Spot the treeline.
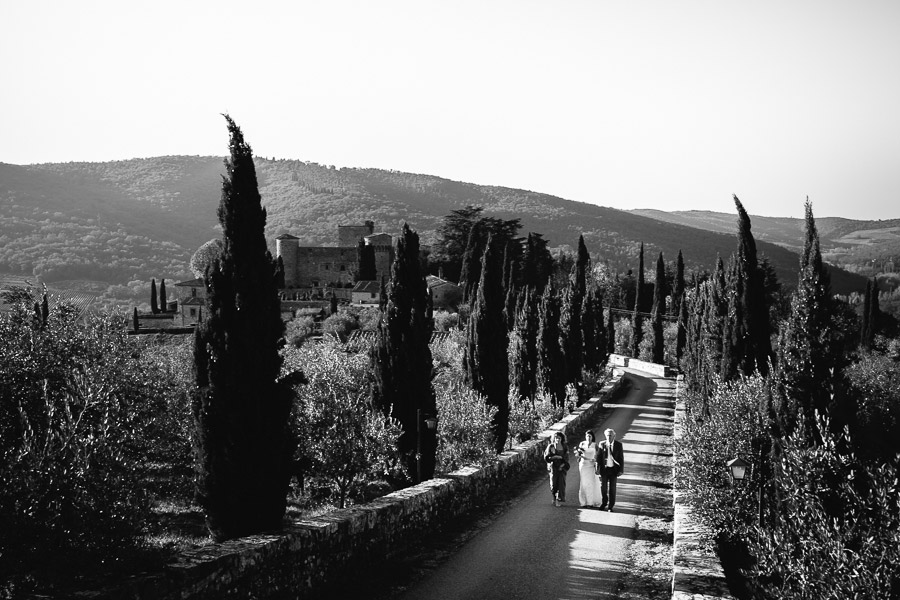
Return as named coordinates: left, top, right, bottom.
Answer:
left=674, top=197, right=900, bottom=598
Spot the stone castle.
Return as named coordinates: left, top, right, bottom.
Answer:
left=275, top=221, right=394, bottom=289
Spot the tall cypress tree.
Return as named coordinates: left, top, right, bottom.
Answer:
left=776, top=199, right=842, bottom=440
left=732, top=195, right=772, bottom=376
left=193, top=115, right=293, bottom=541
left=371, top=223, right=436, bottom=481
left=860, top=278, right=872, bottom=349
left=510, top=288, right=538, bottom=403
left=606, top=306, right=615, bottom=355
left=701, top=257, right=727, bottom=399
left=562, top=235, right=590, bottom=383
left=150, top=278, right=158, bottom=314
left=536, top=283, right=567, bottom=407
left=159, top=278, right=168, bottom=312
left=464, top=234, right=509, bottom=453
left=631, top=243, right=645, bottom=358
left=459, top=221, right=486, bottom=304
left=651, top=252, right=665, bottom=364
left=672, top=250, right=685, bottom=317
left=675, top=293, right=688, bottom=366
left=581, top=286, right=599, bottom=373
left=522, top=232, right=553, bottom=293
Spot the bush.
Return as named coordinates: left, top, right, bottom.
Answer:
left=507, top=389, right=565, bottom=447
left=286, top=316, right=316, bottom=346
left=433, top=310, right=459, bottom=332
left=749, top=419, right=900, bottom=599
left=321, top=311, right=359, bottom=341
left=430, top=330, right=496, bottom=471
left=674, top=374, right=768, bottom=535
left=284, top=340, right=401, bottom=508
left=0, top=303, right=170, bottom=574
left=613, top=316, right=632, bottom=356
left=845, top=349, right=900, bottom=460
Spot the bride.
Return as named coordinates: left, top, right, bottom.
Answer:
left=576, top=430, right=602, bottom=507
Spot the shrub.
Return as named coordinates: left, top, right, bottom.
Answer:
left=284, top=340, right=401, bottom=508
left=0, top=304, right=167, bottom=574
left=430, top=330, right=496, bottom=471
left=507, top=389, right=565, bottom=447
left=321, top=311, right=359, bottom=341
left=286, top=316, right=316, bottom=346
left=674, top=374, right=768, bottom=535
left=749, top=419, right=900, bottom=599
left=613, top=316, right=632, bottom=356
left=433, top=309, right=459, bottom=332
left=845, top=349, right=900, bottom=459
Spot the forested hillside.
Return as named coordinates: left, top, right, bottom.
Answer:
left=632, top=209, right=900, bottom=278
left=1, top=157, right=873, bottom=306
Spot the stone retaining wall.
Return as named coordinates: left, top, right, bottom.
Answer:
left=99, top=376, right=626, bottom=599
left=671, top=374, right=734, bottom=599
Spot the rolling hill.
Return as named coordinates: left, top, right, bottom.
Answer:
left=0, top=157, right=878, bottom=310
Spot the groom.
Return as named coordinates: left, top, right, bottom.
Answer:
left=595, top=428, right=624, bottom=512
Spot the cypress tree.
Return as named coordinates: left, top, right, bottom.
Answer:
left=150, top=278, right=158, bottom=314
left=860, top=279, right=872, bottom=349
left=510, top=288, right=538, bottom=403
left=651, top=252, right=665, bottom=364
left=732, top=195, right=772, bottom=376
left=159, top=278, right=168, bottom=312
left=721, top=256, right=741, bottom=381
left=133, top=307, right=139, bottom=333
left=672, top=250, right=685, bottom=317
left=631, top=243, right=645, bottom=358
left=536, top=284, right=567, bottom=407
left=594, top=290, right=608, bottom=367
left=192, top=115, right=293, bottom=541
left=606, top=306, right=615, bottom=355
left=581, top=286, right=598, bottom=373
left=503, top=241, right=518, bottom=331
left=371, top=223, right=437, bottom=481
left=675, top=293, right=688, bottom=365
left=868, top=278, right=881, bottom=344
left=459, top=221, right=486, bottom=304
left=463, top=234, right=509, bottom=453
left=522, top=232, right=552, bottom=293
left=776, top=199, right=842, bottom=441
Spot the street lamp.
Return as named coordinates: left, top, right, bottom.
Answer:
left=417, top=410, right=438, bottom=483
left=726, top=456, right=751, bottom=484
left=727, top=451, right=764, bottom=527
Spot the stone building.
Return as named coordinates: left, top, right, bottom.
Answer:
left=276, top=221, right=395, bottom=289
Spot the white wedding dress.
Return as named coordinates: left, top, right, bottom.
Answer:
left=577, top=442, right=603, bottom=506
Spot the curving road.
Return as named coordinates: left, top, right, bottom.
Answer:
left=392, top=369, right=676, bottom=600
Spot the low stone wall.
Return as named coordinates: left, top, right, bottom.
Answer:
left=608, top=353, right=677, bottom=378
left=671, top=374, right=734, bottom=599
left=101, top=376, right=626, bottom=599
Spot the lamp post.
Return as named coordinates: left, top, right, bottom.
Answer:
left=727, top=448, right=765, bottom=528
left=417, top=409, right=438, bottom=483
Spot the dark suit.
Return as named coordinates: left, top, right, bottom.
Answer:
left=595, top=439, right=624, bottom=509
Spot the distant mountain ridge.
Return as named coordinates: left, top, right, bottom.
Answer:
left=0, top=157, right=879, bottom=302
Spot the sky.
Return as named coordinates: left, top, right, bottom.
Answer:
left=2, top=0, right=899, bottom=220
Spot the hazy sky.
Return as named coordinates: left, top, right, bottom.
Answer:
left=2, top=1, right=899, bottom=220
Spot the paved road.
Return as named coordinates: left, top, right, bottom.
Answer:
left=394, top=369, right=676, bottom=600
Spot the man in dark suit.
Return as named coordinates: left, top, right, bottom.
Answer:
left=595, top=428, right=624, bottom=511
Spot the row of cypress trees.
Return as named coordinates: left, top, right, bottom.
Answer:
left=149, top=277, right=168, bottom=313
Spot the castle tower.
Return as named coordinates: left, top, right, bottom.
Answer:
left=337, top=220, right=375, bottom=247
left=275, top=233, right=300, bottom=288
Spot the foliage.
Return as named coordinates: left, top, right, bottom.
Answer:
left=507, top=389, right=566, bottom=447
left=285, top=341, right=401, bottom=508
left=430, top=331, right=497, bottom=472
left=321, top=311, right=358, bottom=341
left=844, top=350, right=900, bottom=460
left=509, top=288, right=538, bottom=402
left=189, top=239, right=223, bottom=279
left=613, top=315, right=633, bottom=356
left=286, top=316, right=317, bottom=346
left=192, top=116, right=294, bottom=541
left=674, top=375, right=768, bottom=535
left=749, top=420, right=900, bottom=599
left=0, top=304, right=175, bottom=575
left=432, top=309, right=459, bottom=332
left=631, top=243, right=644, bottom=357
left=370, top=223, right=437, bottom=481
left=536, top=284, right=566, bottom=407
left=650, top=252, right=665, bottom=364
left=464, top=234, right=510, bottom=452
